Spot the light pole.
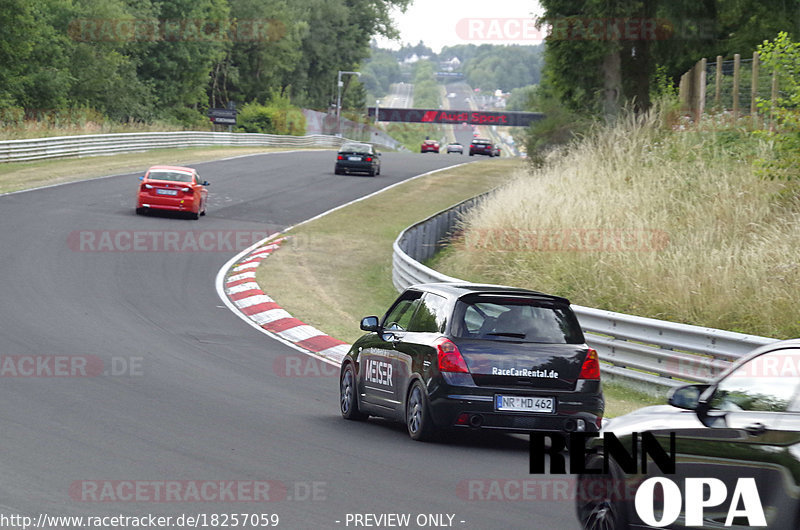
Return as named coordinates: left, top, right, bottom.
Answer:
left=336, top=70, right=360, bottom=136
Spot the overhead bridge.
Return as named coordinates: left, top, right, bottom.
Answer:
left=368, top=107, right=544, bottom=127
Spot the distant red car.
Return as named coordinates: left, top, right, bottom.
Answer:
left=421, top=140, right=440, bottom=153
left=136, top=165, right=209, bottom=219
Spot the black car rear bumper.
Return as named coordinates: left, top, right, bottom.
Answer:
left=335, top=161, right=377, bottom=174
left=427, top=383, right=604, bottom=433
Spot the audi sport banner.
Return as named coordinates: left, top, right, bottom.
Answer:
left=368, top=108, right=544, bottom=127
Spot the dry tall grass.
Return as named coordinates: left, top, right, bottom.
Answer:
left=436, top=108, right=800, bottom=338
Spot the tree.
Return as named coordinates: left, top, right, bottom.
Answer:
left=538, top=0, right=799, bottom=117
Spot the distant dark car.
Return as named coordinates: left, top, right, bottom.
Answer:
left=446, top=143, right=463, bottom=154
left=339, top=283, right=604, bottom=441
left=469, top=138, right=496, bottom=157
left=335, top=142, right=381, bottom=176
left=575, top=339, right=800, bottom=529
left=421, top=140, right=440, bottom=153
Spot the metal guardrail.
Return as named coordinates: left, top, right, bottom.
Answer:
left=392, top=195, right=779, bottom=396
left=0, top=131, right=396, bottom=163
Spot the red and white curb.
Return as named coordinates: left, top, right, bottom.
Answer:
left=220, top=235, right=350, bottom=365
left=214, top=163, right=471, bottom=365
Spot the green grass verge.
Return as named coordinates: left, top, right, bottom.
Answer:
left=255, top=158, right=662, bottom=417
left=0, top=146, right=317, bottom=195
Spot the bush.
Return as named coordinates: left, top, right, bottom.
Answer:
left=236, top=96, right=306, bottom=135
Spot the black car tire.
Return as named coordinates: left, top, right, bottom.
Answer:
left=190, top=211, right=200, bottom=220
left=340, top=364, right=367, bottom=421
left=368, top=168, right=376, bottom=177
left=406, top=381, right=436, bottom=441
left=575, top=456, right=630, bottom=530
left=135, top=207, right=145, bottom=215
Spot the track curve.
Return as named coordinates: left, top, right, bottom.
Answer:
left=0, top=150, right=575, bottom=528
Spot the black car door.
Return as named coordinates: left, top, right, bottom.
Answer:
left=644, top=348, right=800, bottom=528
left=359, top=290, right=423, bottom=412
left=392, top=292, right=450, bottom=401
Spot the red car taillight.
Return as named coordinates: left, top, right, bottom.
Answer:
left=578, top=349, right=600, bottom=380
left=436, top=338, right=469, bottom=373
left=337, top=155, right=344, bottom=160
left=365, top=157, right=373, bottom=162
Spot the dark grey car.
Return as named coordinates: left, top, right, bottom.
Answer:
left=334, top=142, right=381, bottom=176
left=576, top=338, right=800, bottom=529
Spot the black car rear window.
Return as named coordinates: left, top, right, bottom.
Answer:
left=452, top=295, right=584, bottom=344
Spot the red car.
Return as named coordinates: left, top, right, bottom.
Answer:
left=421, top=139, right=439, bottom=153
left=136, top=165, right=209, bottom=219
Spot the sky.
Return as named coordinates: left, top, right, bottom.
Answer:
left=376, top=0, right=545, bottom=53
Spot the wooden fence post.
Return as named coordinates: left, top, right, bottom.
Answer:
left=770, top=69, right=779, bottom=132
left=715, top=55, right=722, bottom=108
left=751, top=51, right=759, bottom=127
left=732, top=54, right=741, bottom=120
left=696, top=58, right=707, bottom=122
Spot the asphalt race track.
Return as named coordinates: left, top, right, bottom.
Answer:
left=0, top=149, right=573, bottom=528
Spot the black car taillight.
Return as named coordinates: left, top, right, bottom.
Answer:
left=436, top=338, right=469, bottom=373
left=578, top=349, right=600, bottom=380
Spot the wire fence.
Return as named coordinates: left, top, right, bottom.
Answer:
left=680, top=52, right=784, bottom=120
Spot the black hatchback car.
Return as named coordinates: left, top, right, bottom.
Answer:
left=339, top=283, right=604, bottom=441
left=334, top=142, right=381, bottom=176
left=575, top=339, right=800, bottom=529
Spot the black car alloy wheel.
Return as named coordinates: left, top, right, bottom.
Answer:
left=340, top=364, right=366, bottom=420
left=406, top=381, right=435, bottom=441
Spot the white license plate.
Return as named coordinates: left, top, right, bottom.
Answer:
left=495, top=395, right=554, bottom=413
left=347, top=156, right=361, bottom=161
left=156, top=189, right=178, bottom=196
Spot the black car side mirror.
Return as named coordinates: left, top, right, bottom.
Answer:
left=360, top=316, right=380, bottom=332
left=667, top=384, right=709, bottom=410
left=202, top=181, right=210, bottom=186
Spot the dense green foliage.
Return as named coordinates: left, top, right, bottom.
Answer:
left=0, top=0, right=410, bottom=126
left=754, top=32, right=800, bottom=180
left=460, top=45, right=543, bottom=92
left=235, top=94, right=306, bottom=135
left=410, top=61, right=440, bottom=108
left=360, top=47, right=402, bottom=98
left=538, top=0, right=799, bottom=116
